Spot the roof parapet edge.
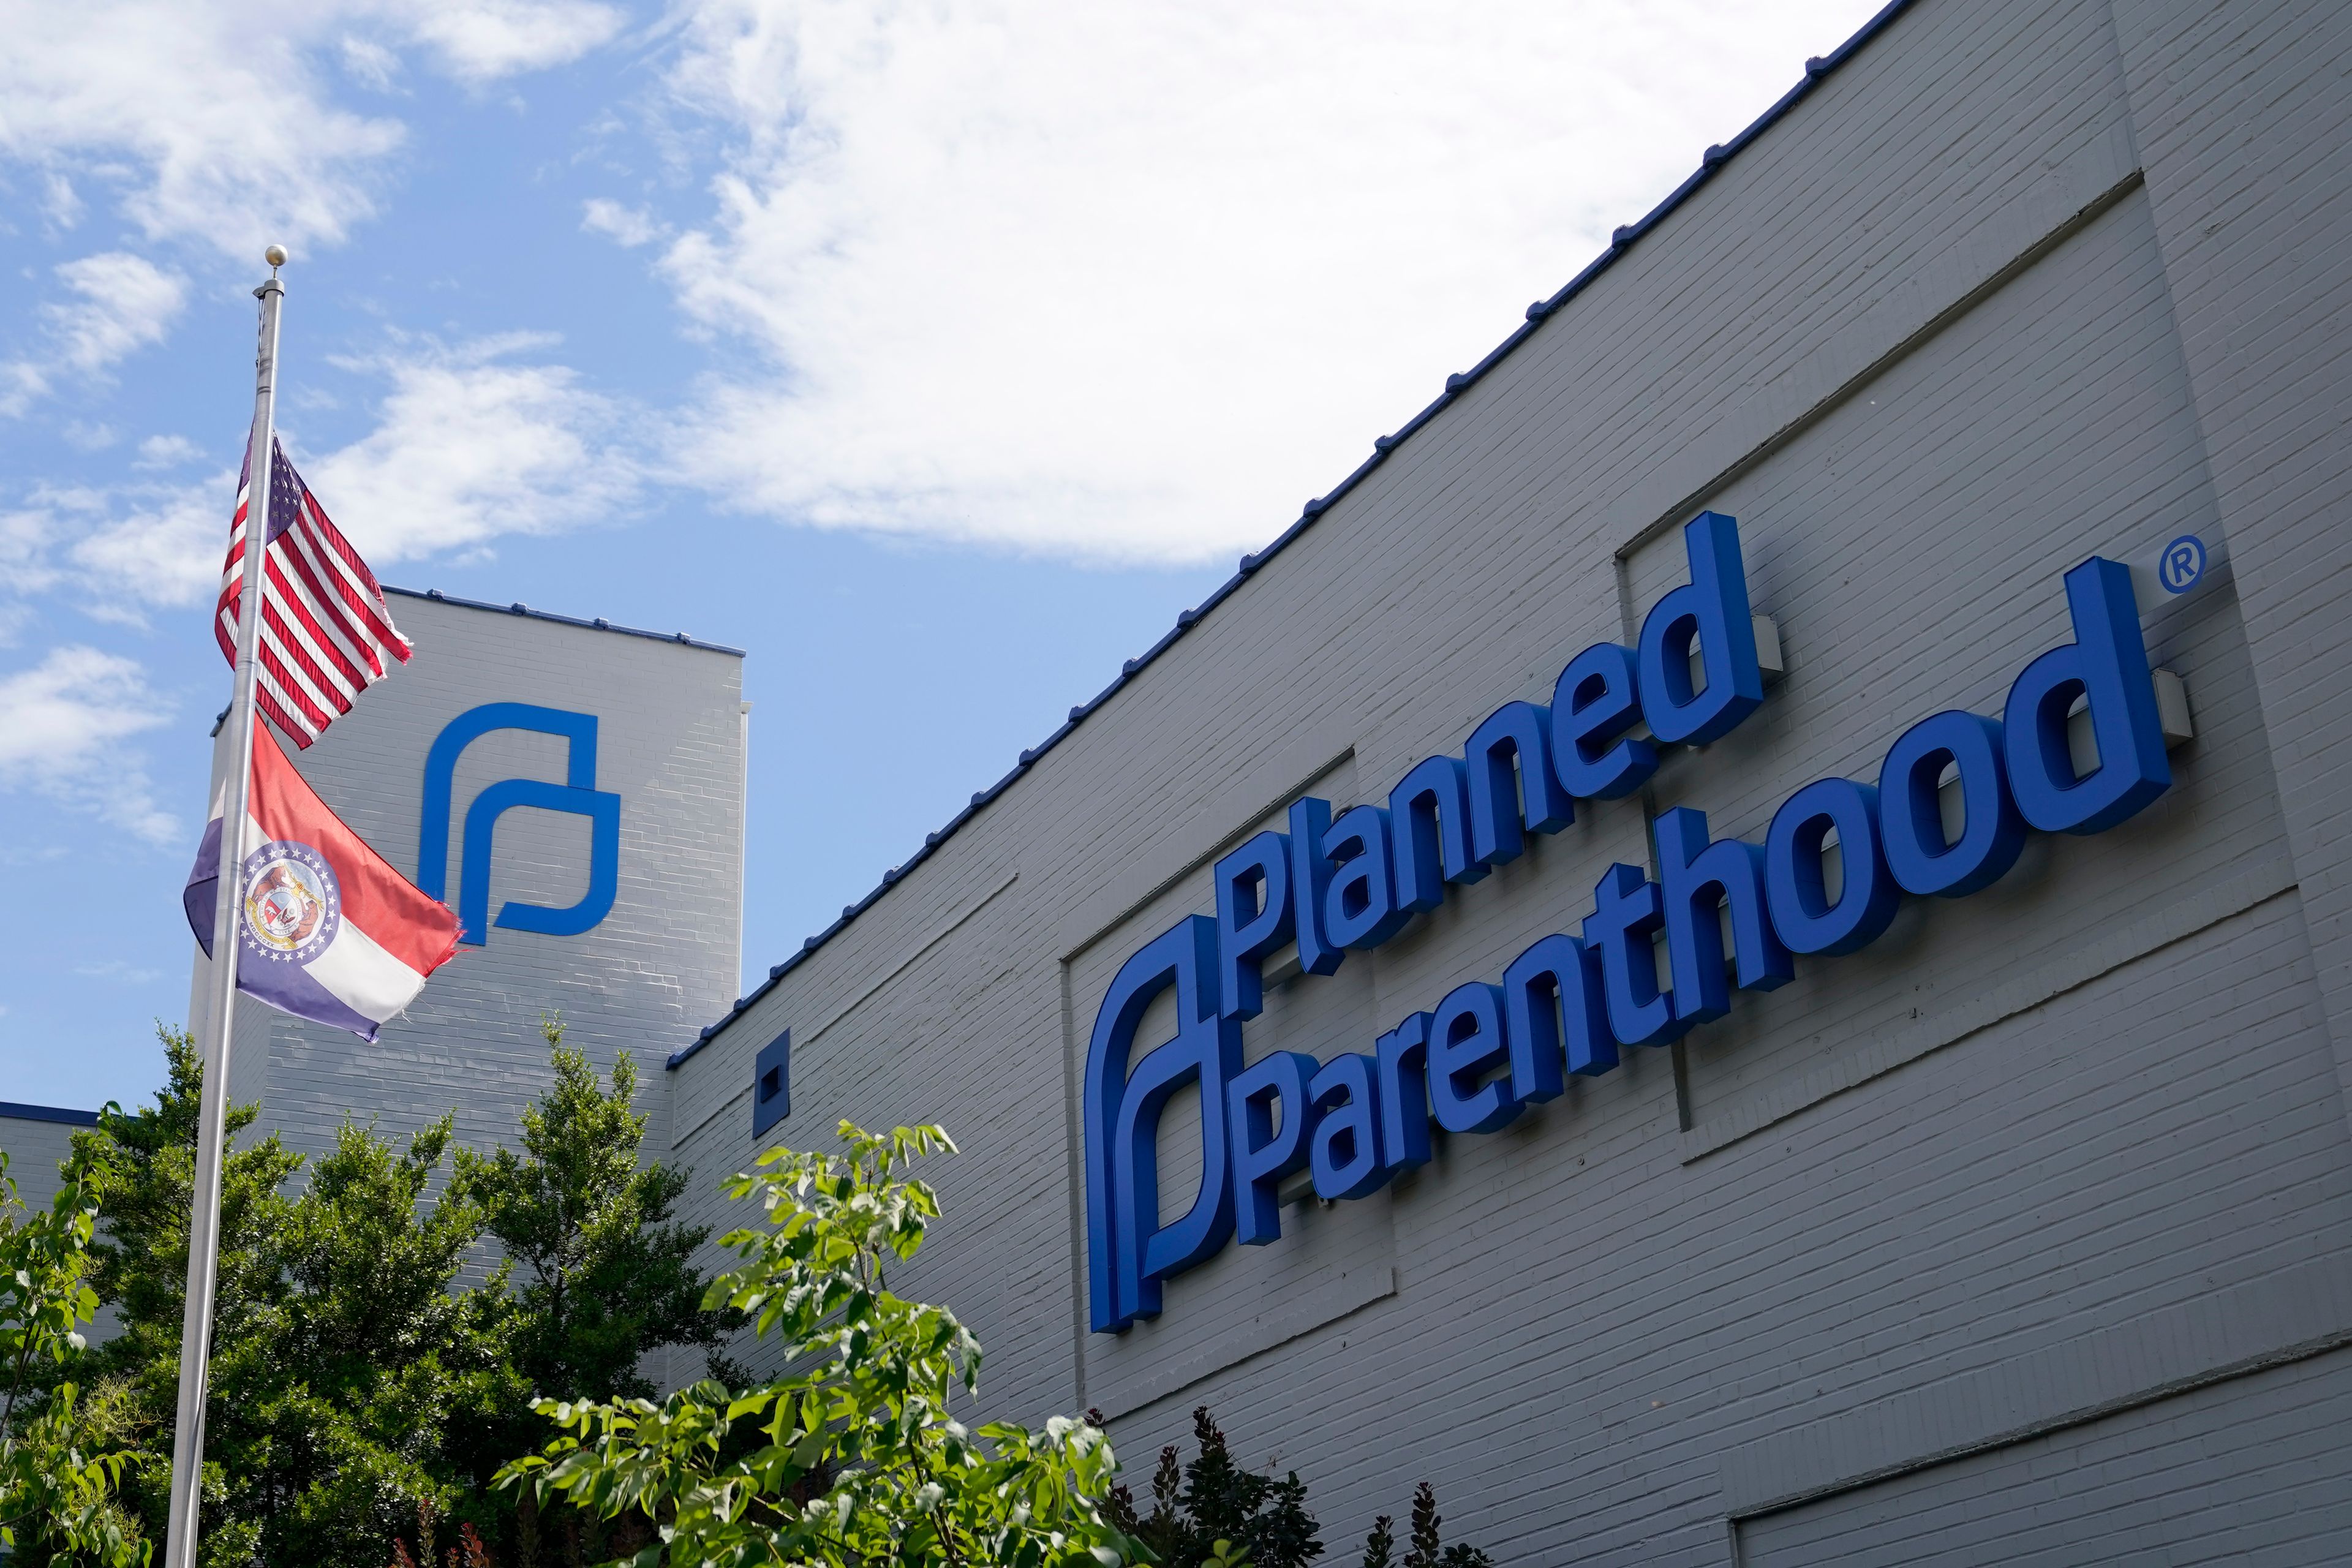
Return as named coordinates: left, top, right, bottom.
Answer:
left=383, top=585, right=746, bottom=657
left=0, top=1101, right=102, bottom=1126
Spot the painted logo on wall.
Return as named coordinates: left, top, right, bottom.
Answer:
left=417, top=703, right=620, bottom=946
left=1084, top=514, right=2187, bottom=1333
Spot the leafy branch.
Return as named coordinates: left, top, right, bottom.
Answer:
left=0, top=1143, right=149, bottom=1566
left=497, top=1121, right=1147, bottom=1568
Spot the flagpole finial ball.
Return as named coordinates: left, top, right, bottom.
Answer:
left=265, top=244, right=288, bottom=268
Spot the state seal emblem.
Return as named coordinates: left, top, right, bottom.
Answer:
left=238, top=840, right=342, bottom=965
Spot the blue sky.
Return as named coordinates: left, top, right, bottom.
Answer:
left=0, top=0, right=1881, bottom=1111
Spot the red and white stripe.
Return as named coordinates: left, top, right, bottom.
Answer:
left=216, top=439, right=411, bottom=748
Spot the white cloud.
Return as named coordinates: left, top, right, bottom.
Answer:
left=1, top=332, right=636, bottom=626
left=649, top=0, right=1887, bottom=563
left=0, top=646, right=175, bottom=844
left=582, top=198, right=664, bottom=247
left=0, top=477, right=228, bottom=624
left=0, top=365, right=42, bottom=415
left=0, top=0, right=623, bottom=257
left=1, top=252, right=186, bottom=415
left=65, top=478, right=232, bottom=617
left=309, top=335, right=641, bottom=560
left=47, top=253, right=186, bottom=371
left=382, top=0, right=627, bottom=84
left=0, top=510, right=62, bottom=598
left=0, top=7, right=402, bottom=256
left=135, top=434, right=203, bottom=469
left=40, top=172, right=83, bottom=228
left=74, top=959, right=166, bottom=984
left=340, top=35, right=405, bottom=92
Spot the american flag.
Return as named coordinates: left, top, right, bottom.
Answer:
left=216, top=439, right=412, bottom=748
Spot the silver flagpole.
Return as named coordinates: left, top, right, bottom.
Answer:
left=162, top=243, right=288, bottom=1568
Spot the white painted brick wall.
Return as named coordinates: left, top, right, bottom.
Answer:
left=669, top=0, right=2351, bottom=1558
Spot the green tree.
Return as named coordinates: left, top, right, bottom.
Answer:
left=1108, top=1408, right=1321, bottom=1568
left=0, top=1141, right=148, bottom=1566
left=75, top=1028, right=512, bottom=1568
left=213, top=1114, right=516, bottom=1563
left=1101, top=1419, right=1490, bottom=1568
left=454, top=1017, right=737, bottom=1411
left=499, top=1121, right=1145, bottom=1567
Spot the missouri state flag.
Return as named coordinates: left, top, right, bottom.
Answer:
left=185, top=727, right=461, bottom=1041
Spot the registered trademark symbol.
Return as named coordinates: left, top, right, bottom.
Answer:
left=2158, top=533, right=2206, bottom=594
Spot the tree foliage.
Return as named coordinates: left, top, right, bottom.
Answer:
left=453, top=1018, right=737, bottom=1412
left=73, top=1029, right=511, bottom=1567
left=74, top=1025, right=742, bottom=1568
left=1109, top=1408, right=1319, bottom=1568
left=45, top=1030, right=1491, bottom=1568
left=0, top=1141, right=148, bottom=1566
left=499, top=1121, right=1144, bottom=1567
left=1102, top=1414, right=1490, bottom=1568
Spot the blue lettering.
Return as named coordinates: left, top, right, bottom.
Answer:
left=1654, top=807, right=1792, bottom=1026
left=1079, top=546, right=2180, bottom=1331
left=1286, top=797, right=1344, bottom=978
left=1637, top=511, right=1765, bottom=746
left=1879, top=710, right=2026, bottom=897
left=1390, top=755, right=1483, bottom=914
left=1229, top=1051, right=1321, bottom=1245
left=1465, top=699, right=1573, bottom=867
left=1324, top=804, right=1409, bottom=950
left=1308, top=1054, right=1387, bottom=1200
left=1427, top=982, right=1518, bottom=1134
left=1374, top=1012, right=1434, bottom=1175
left=1584, top=863, right=1686, bottom=1047
left=1550, top=642, right=1657, bottom=799
left=2003, top=557, right=2171, bottom=833
left=1502, top=933, right=1618, bottom=1102
left=1765, top=779, right=1901, bottom=956
left=1214, top=829, right=1292, bottom=1020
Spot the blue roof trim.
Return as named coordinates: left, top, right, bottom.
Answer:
left=0, top=1101, right=101, bottom=1126
left=668, top=0, right=1916, bottom=1072
left=383, top=585, right=745, bottom=657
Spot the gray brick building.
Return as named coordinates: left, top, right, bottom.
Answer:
left=666, top=0, right=2352, bottom=1560
left=7, top=0, right=2346, bottom=1559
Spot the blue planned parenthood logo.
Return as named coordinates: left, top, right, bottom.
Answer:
left=239, top=840, right=341, bottom=965
left=417, top=703, right=622, bottom=948
left=2158, top=534, right=2206, bottom=594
